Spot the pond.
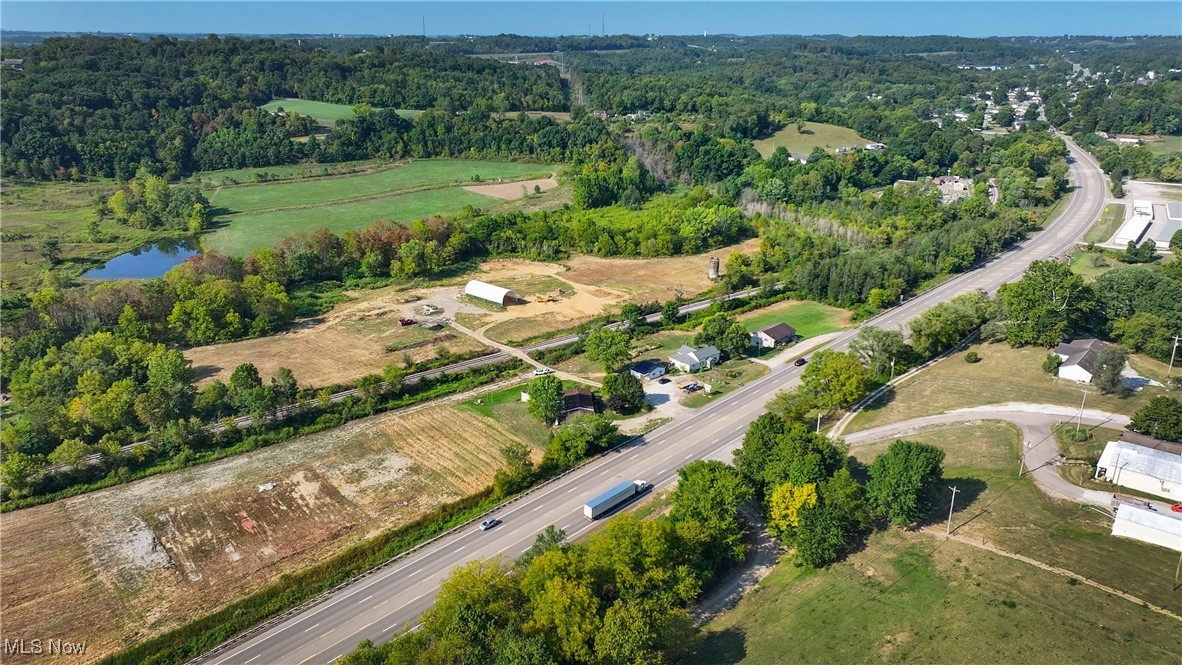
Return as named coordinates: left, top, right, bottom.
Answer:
left=83, top=237, right=201, bottom=280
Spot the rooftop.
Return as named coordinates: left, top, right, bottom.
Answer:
left=1098, top=439, right=1182, bottom=486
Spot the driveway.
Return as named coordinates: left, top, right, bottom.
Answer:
left=842, top=403, right=1140, bottom=509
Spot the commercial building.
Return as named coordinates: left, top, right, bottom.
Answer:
left=1094, top=436, right=1182, bottom=500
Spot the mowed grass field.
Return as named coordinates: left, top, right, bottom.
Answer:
left=1083, top=202, right=1126, bottom=244
left=694, top=422, right=1182, bottom=664
left=753, top=121, right=871, bottom=158
left=260, top=98, right=422, bottom=125
left=738, top=300, right=852, bottom=339
left=847, top=341, right=1166, bottom=433
left=202, top=160, right=554, bottom=256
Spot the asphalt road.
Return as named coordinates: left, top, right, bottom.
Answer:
left=200, top=137, right=1107, bottom=665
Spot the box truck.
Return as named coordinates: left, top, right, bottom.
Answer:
left=583, top=480, right=649, bottom=519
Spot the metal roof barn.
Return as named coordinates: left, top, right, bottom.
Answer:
left=464, top=280, right=519, bottom=306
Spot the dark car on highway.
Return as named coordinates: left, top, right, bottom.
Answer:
left=793, top=357, right=808, bottom=366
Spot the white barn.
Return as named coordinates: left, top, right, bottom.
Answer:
left=1094, top=438, right=1182, bottom=500
left=464, top=280, right=519, bottom=306
left=1111, top=503, right=1182, bottom=552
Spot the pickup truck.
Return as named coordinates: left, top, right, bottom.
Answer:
left=583, top=480, right=649, bottom=520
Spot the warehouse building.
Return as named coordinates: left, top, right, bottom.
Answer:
left=464, top=280, right=520, bottom=306
left=1094, top=435, right=1182, bottom=500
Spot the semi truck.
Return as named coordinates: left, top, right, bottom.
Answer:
left=583, top=480, right=649, bottom=519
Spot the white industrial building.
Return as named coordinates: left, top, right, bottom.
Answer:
left=1094, top=437, right=1182, bottom=500
left=1110, top=199, right=1155, bottom=247
left=1111, top=503, right=1182, bottom=552
left=464, top=280, right=519, bottom=306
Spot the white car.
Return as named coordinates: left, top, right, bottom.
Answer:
left=533, top=367, right=554, bottom=376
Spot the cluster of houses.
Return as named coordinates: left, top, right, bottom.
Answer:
left=591, top=109, right=652, bottom=122
left=629, top=322, right=798, bottom=379
left=835, top=142, right=886, bottom=154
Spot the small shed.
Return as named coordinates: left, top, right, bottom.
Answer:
left=752, top=323, right=797, bottom=348
left=464, top=280, right=519, bottom=306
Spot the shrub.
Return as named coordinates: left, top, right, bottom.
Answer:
left=1042, top=353, right=1062, bottom=375
left=964, top=351, right=981, bottom=363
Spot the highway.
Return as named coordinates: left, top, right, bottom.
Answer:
left=198, top=137, right=1106, bottom=665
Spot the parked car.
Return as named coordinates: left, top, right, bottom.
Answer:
left=533, top=367, right=554, bottom=376
left=1171, top=504, right=1182, bottom=514
left=398, top=317, right=416, bottom=326
left=479, top=517, right=501, bottom=531
left=657, top=377, right=671, bottom=385
left=793, top=357, right=808, bottom=367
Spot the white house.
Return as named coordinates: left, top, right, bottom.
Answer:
left=464, top=280, right=519, bottom=307
left=751, top=323, right=797, bottom=349
left=669, top=345, right=720, bottom=373
left=628, top=359, right=667, bottom=381
left=1094, top=436, right=1182, bottom=500
left=1111, top=503, right=1182, bottom=552
left=1054, top=338, right=1106, bottom=383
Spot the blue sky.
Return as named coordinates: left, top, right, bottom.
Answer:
left=3, top=1, right=1180, bottom=38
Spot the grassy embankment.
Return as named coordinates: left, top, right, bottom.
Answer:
left=202, top=159, right=554, bottom=256
left=693, top=422, right=1182, bottom=664
left=847, top=341, right=1167, bottom=433
left=752, top=121, right=871, bottom=159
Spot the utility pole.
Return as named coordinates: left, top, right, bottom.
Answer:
left=946, top=485, right=960, bottom=535
left=816, top=411, right=823, bottom=434
left=1174, top=548, right=1182, bottom=591
left=422, top=16, right=426, bottom=38
left=890, top=357, right=896, bottom=383
left=1167, top=333, right=1181, bottom=384
left=1076, top=388, right=1088, bottom=435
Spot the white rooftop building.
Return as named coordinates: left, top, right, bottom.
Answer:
left=1111, top=503, right=1182, bottom=552
left=1095, top=438, right=1182, bottom=500
left=464, top=280, right=519, bottom=306
left=1111, top=199, right=1155, bottom=246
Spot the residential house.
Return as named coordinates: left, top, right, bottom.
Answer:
left=2, top=59, right=24, bottom=70
left=669, top=345, right=720, bottom=373
left=751, top=323, right=797, bottom=349
left=629, top=359, right=667, bottom=381
left=864, top=142, right=886, bottom=150
left=562, top=388, right=597, bottom=417
left=1053, top=338, right=1106, bottom=383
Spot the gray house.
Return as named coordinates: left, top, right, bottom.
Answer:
left=669, top=345, right=721, bottom=373
left=752, top=323, right=797, bottom=348
left=1053, top=338, right=1106, bottom=383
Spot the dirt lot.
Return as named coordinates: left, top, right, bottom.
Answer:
left=185, top=288, right=487, bottom=388
left=563, top=238, right=761, bottom=301
left=0, top=393, right=539, bottom=663
left=463, top=176, right=557, bottom=200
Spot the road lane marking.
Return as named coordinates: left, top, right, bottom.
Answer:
left=303, top=623, right=320, bottom=633
left=245, top=656, right=261, bottom=664
left=453, top=546, right=465, bottom=553
left=359, top=595, right=373, bottom=604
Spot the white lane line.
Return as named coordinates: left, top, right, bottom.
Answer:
left=384, top=624, right=399, bottom=632
left=657, top=468, right=666, bottom=475
left=245, top=656, right=261, bottom=664
left=410, top=568, right=421, bottom=576
left=453, top=546, right=465, bottom=554
left=303, top=623, right=320, bottom=633
left=532, top=504, right=544, bottom=512
left=359, top=595, right=373, bottom=604
left=684, top=453, right=693, bottom=459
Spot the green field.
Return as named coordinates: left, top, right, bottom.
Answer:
left=1083, top=203, right=1126, bottom=244
left=847, top=341, right=1165, bottom=433
left=738, top=300, right=851, bottom=339
left=753, top=122, right=872, bottom=158
left=260, top=98, right=421, bottom=125
left=694, top=422, right=1182, bottom=664
left=191, top=160, right=379, bottom=188
left=203, top=187, right=499, bottom=255
left=202, top=159, right=555, bottom=256
left=206, top=160, right=551, bottom=214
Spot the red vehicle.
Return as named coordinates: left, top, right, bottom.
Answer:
left=1171, top=504, right=1182, bottom=514
left=793, top=357, right=808, bottom=367
left=398, top=317, right=416, bottom=326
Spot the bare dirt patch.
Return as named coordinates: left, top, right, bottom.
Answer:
left=185, top=286, right=487, bottom=388
left=0, top=395, right=540, bottom=662
left=463, top=176, right=557, bottom=200
left=563, top=238, right=761, bottom=301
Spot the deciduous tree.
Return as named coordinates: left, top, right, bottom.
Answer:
left=584, top=328, right=632, bottom=373
left=866, top=440, right=946, bottom=526
left=801, top=350, right=870, bottom=410
left=526, top=374, right=565, bottom=425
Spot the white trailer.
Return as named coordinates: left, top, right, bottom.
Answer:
left=583, top=480, right=649, bottom=519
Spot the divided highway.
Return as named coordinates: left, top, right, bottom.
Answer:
left=199, top=138, right=1107, bottom=665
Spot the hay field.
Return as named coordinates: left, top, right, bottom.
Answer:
left=0, top=400, right=539, bottom=662
left=260, top=98, right=421, bottom=125
left=562, top=238, right=761, bottom=301
left=752, top=121, right=871, bottom=158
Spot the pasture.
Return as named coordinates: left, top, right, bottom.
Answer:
left=693, top=422, right=1182, bottom=664
left=260, top=98, right=421, bottom=125
left=0, top=398, right=540, bottom=662
left=738, top=300, right=852, bottom=340
left=753, top=121, right=872, bottom=158
left=201, top=160, right=554, bottom=256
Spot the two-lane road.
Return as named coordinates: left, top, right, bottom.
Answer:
left=201, top=137, right=1107, bottom=665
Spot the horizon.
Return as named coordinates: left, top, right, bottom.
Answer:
left=2, top=1, right=1180, bottom=39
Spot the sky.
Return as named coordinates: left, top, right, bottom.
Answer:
left=2, top=1, right=1180, bottom=38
